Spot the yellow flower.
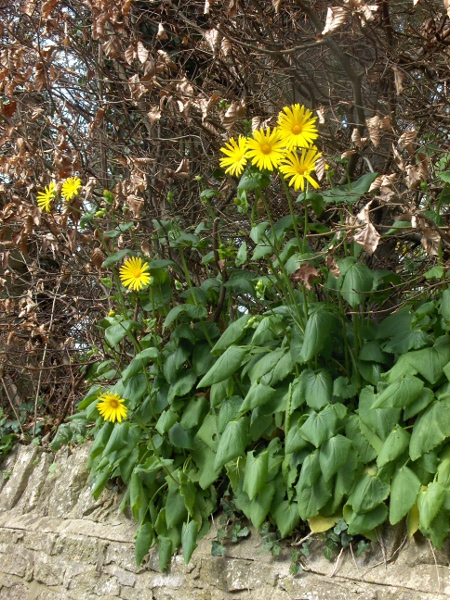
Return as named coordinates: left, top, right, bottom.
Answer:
left=97, top=392, right=128, bottom=423
left=277, top=104, right=318, bottom=150
left=61, top=176, right=82, bottom=201
left=219, top=135, right=248, bottom=177
left=246, top=127, right=286, bottom=171
left=279, top=148, right=322, bottom=191
left=36, top=182, right=56, bottom=212
left=119, top=256, right=152, bottom=291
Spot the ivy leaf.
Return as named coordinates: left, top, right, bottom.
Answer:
left=181, top=520, right=198, bottom=565
left=243, top=449, right=269, bottom=500
left=214, top=417, right=249, bottom=470
left=135, top=522, right=155, bottom=565
left=389, top=466, right=421, bottom=525
left=319, top=435, right=353, bottom=482
left=410, top=401, right=450, bottom=460
left=299, top=405, right=338, bottom=448
left=198, top=346, right=248, bottom=388
left=299, top=308, right=340, bottom=363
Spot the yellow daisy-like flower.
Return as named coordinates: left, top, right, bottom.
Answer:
left=219, top=135, right=248, bottom=177
left=279, top=148, right=322, bottom=191
left=97, top=392, right=128, bottom=423
left=246, top=127, right=286, bottom=171
left=61, top=176, right=82, bottom=201
left=36, top=182, right=56, bottom=212
left=119, top=256, right=152, bottom=291
left=277, top=104, right=318, bottom=150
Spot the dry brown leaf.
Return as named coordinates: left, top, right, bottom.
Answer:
left=445, top=0, right=450, bottom=17
left=421, top=228, right=440, bottom=257
left=124, top=44, right=135, bottom=65
left=204, top=29, right=220, bottom=54
left=174, top=158, right=190, bottom=178
left=391, top=144, right=405, bottom=171
left=157, top=24, right=168, bottom=41
left=354, top=222, right=380, bottom=254
left=204, top=0, right=216, bottom=13
left=368, top=175, right=384, bottom=192
left=291, top=265, right=320, bottom=290
left=392, top=66, right=404, bottom=95
left=137, top=41, right=149, bottom=63
left=325, top=254, right=340, bottom=278
left=126, top=194, right=144, bottom=218
left=319, top=7, right=347, bottom=38
left=315, top=155, right=326, bottom=182
left=222, top=101, right=242, bottom=132
left=1, top=101, right=17, bottom=122
left=398, top=127, right=417, bottom=152
left=221, top=38, right=233, bottom=56
left=252, top=116, right=262, bottom=131
left=417, top=152, right=431, bottom=180
left=91, top=247, right=105, bottom=272
left=272, top=0, right=283, bottom=12
left=406, top=164, right=422, bottom=190
left=147, top=108, right=161, bottom=125
left=316, top=106, right=326, bottom=124
left=351, top=128, right=368, bottom=148
left=366, top=115, right=381, bottom=147
left=341, top=150, right=357, bottom=158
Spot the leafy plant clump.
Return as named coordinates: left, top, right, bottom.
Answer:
left=49, top=102, right=450, bottom=571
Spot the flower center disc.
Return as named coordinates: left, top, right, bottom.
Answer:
left=133, top=269, right=142, bottom=278
left=291, top=124, right=302, bottom=135
left=110, top=400, right=119, bottom=409
left=261, top=143, right=272, bottom=154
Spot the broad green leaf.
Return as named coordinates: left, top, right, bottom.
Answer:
left=248, top=484, right=276, bottom=528
left=217, top=395, right=242, bottom=432
left=440, top=289, right=450, bottom=322
left=247, top=348, right=285, bottom=383
left=198, top=346, right=248, bottom=388
left=340, top=262, right=374, bottom=308
left=299, top=309, right=340, bottom=363
left=181, top=520, right=198, bottom=564
left=168, top=423, right=194, bottom=449
left=403, top=387, right=434, bottom=420
left=243, top=450, right=269, bottom=500
left=122, top=348, right=159, bottom=381
left=156, top=409, right=177, bottom=435
left=164, top=304, right=208, bottom=329
left=105, top=321, right=134, bottom=347
left=377, top=427, right=410, bottom=467
left=373, top=375, right=424, bottom=409
left=165, top=488, right=188, bottom=529
left=180, top=397, right=208, bottom=430
left=345, top=503, right=388, bottom=536
left=214, top=417, right=249, bottom=470
left=285, top=420, right=309, bottom=454
left=211, top=314, right=253, bottom=354
left=417, top=482, right=445, bottom=529
left=167, top=371, right=197, bottom=403
left=179, top=472, right=196, bottom=517
left=102, top=249, right=132, bottom=267
left=420, top=510, right=450, bottom=549
left=129, top=470, right=144, bottom=519
left=196, top=413, right=218, bottom=451
left=300, top=369, right=332, bottom=410
left=210, top=378, right=233, bottom=409
left=389, top=466, right=421, bottom=525
left=320, top=172, right=379, bottom=204
left=192, top=438, right=220, bottom=490
left=240, top=382, right=276, bottom=412
left=388, top=336, right=450, bottom=386
left=135, top=522, right=155, bottom=565
left=358, top=385, right=401, bottom=441
left=297, top=450, right=321, bottom=487
left=274, top=501, right=300, bottom=537
left=345, top=415, right=377, bottom=463
left=348, top=474, right=390, bottom=514
left=410, top=401, right=450, bottom=460
left=249, top=221, right=269, bottom=243
left=359, top=341, right=388, bottom=363
left=319, top=435, right=353, bottom=482
left=299, top=405, right=338, bottom=448
left=297, top=476, right=333, bottom=520
left=158, top=536, right=173, bottom=572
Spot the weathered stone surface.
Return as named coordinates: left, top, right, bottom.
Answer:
left=2, top=444, right=450, bottom=599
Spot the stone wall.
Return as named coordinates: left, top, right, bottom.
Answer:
left=1, top=444, right=450, bottom=599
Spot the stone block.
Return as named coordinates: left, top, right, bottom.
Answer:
left=103, top=565, right=136, bottom=587
left=23, top=531, right=55, bottom=554
left=17, top=452, right=54, bottom=514
left=51, top=534, right=102, bottom=564
left=33, top=555, right=65, bottom=586
left=0, top=446, right=41, bottom=511
left=94, top=573, right=121, bottom=596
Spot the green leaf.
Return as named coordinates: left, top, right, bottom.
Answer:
left=345, top=503, right=388, bottom=536
left=211, top=314, right=253, bottom=355
left=181, top=520, right=198, bottom=564
left=158, top=536, right=173, bottom=572
left=198, top=346, right=248, bottom=388
left=274, top=501, right=300, bottom=538
left=389, top=466, right=421, bottom=525
left=403, top=387, right=434, bottom=420
left=377, top=427, right=410, bottom=467
left=122, top=348, right=159, bottom=381
left=165, top=488, right=188, bottom=529
left=410, top=401, right=450, bottom=460
left=168, top=371, right=197, bottom=403
left=440, top=289, right=450, bottom=322
left=102, top=249, right=132, bottom=267
left=105, top=321, right=135, bottom=347
left=135, top=522, right=155, bottom=565
left=319, top=435, right=353, bottom=482
left=243, top=450, right=269, bottom=500
left=297, top=476, right=332, bottom=520
left=299, top=308, right=340, bottom=363
left=439, top=170, right=450, bottom=184
left=340, top=262, right=373, bottom=308
left=164, top=305, right=208, bottom=329
left=320, top=172, right=379, bottom=204
left=299, top=369, right=332, bottom=410
left=240, top=382, right=276, bottom=412
left=168, top=423, right=194, bottom=449
left=373, top=375, right=424, bottom=409
left=250, top=221, right=269, bottom=243
left=417, top=482, right=446, bottom=530
left=247, top=484, right=276, bottom=528
left=299, top=405, right=338, bottom=448
left=214, top=417, right=249, bottom=470
left=348, top=474, right=390, bottom=514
